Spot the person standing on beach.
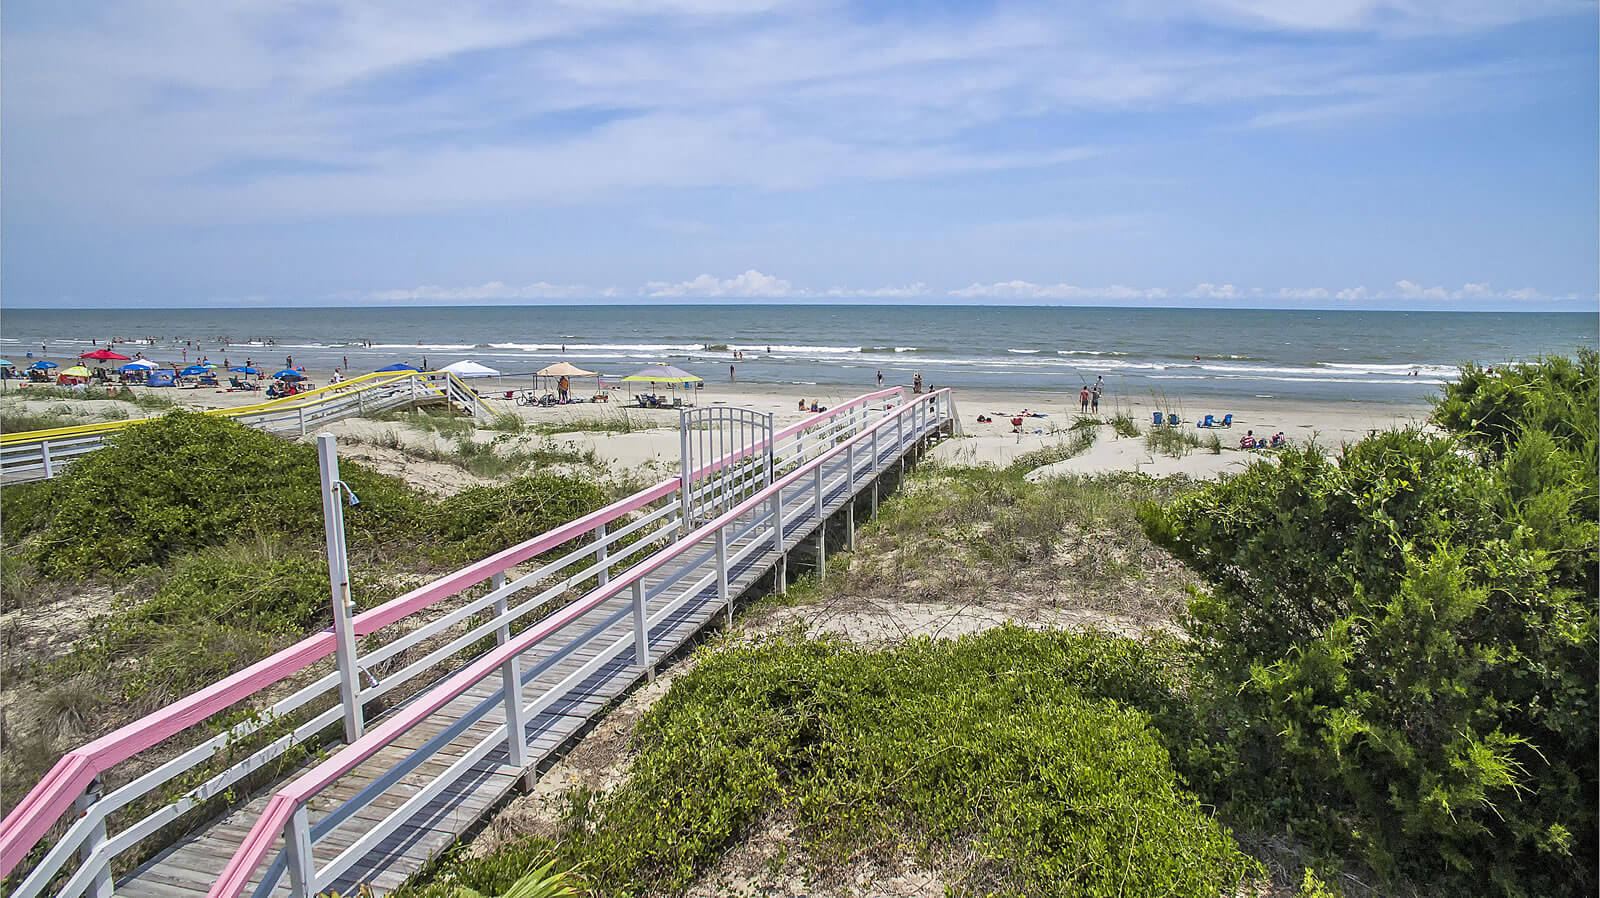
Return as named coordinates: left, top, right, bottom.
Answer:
left=558, top=375, right=570, bottom=402
left=1090, top=384, right=1101, bottom=413
left=730, top=364, right=736, bottom=382
left=1079, top=386, right=1090, bottom=412
left=877, top=370, right=883, bottom=387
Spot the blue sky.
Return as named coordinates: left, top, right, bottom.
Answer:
left=3, top=1, right=1596, bottom=310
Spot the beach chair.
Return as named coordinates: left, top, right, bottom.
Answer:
left=1152, top=411, right=1163, bottom=426
left=1219, top=414, right=1233, bottom=427
left=1167, top=413, right=1180, bottom=426
left=1198, top=414, right=1215, bottom=428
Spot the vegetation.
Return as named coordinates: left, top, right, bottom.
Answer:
left=1010, top=425, right=1097, bottom=470
left=1140, top=352, right=1598, bottom=896
left=1109, top=412, right=1141, bottom=438
left=400, top=628, right=1259, bottom=898
left=1143, top=424, right=1202, bottom=457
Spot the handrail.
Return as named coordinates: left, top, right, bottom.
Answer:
left=0, top=370, right=469, bottom=446
left=209, top=388, right=946, bottom=898
left=0, top=389, right=912, bottom=883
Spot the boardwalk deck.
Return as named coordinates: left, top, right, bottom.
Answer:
left=116, top=421, right=930, bottom=896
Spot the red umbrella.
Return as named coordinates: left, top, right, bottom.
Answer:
left=80, top=348, right=132, bottom=361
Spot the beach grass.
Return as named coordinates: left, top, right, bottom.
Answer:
left=1145, top=424, right=1203, bottom=458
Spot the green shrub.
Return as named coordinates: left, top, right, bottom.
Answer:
left=1142, top=355, right=1598, bottom=896
left=47, top=546, right=373, bottom=706
left=430, top=475, right=608, bottom=565
left=1144, top=426, right=1201, bottom=458
left=408, top=628, right=1257, bottom=898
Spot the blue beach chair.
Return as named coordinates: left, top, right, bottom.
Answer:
left=1219, top=413, right=1233, bottom=427
left=1168, top=413, right=1180, bottom=426
left=1152, top=412, right=1163, bottom=426
left=1199, top=414, right=1215, bottom=428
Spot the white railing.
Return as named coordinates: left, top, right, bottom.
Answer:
left=2, top=388, right=947, bottom=898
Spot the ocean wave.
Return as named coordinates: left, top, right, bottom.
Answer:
left=1056, top=349, right=1129, bottom=356
left=1007, top=349, right=1042, bottom=354
left=489, top=342, right=706, bottom=353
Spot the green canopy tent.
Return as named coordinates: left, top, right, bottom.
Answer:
left=620, top=364, right=703, bottom=407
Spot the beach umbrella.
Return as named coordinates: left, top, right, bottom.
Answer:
left=0, top=360, right=13, bottom=367
left=28, top=361, right=58, bottom=370
left=535, top=361, right=599, bottom=378
left=61, top=366, right=92, bottom=377
left=180, top=365, right=210, bottom=376
left=229, top=366, right=261, bottom=374
left=621, top=364, right=702, bottom=384
left=274, top=369, right=306, bottom=380
left=440, top=360, right=500, bottom=378
left=375, top=363, right=420, bottom=373
left=80, top=349, right=132, bottom=361
left=120, top=360, right=158, bottom=371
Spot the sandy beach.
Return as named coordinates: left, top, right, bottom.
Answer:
left=2, top=370, right=1434, bottom=482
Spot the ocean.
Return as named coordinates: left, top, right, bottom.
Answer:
left=2, top=305, right=1593, bottom=405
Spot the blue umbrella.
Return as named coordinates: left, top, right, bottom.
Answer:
left=229, top=366, right=261, bottom=375
left=273, top=369, right=306, bottom=380
left=180, top=365, right=210, bottom=376
left=29, top=361, right=58, bottom=370
left=375, top=363, right=419, bottom=372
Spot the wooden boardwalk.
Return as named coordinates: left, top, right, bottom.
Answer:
left=118, top=432, right=916, bottom=896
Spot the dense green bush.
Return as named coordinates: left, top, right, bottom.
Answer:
left=403, top=627, right=1256, bottom=898
left=430, top=475, right=608, bottom=565
left=1141, top=354, right=1598, bottom=895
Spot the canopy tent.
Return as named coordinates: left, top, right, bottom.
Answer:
left=80, top=349, right=132, bottom=361
left=621, top=365, right=702, bottom=384
left=180, top=365, right=211, bottom=376
left=440, top=360, right=500, bottom=378
left=60, top=366, right=92, bottom=377
left=535, top=361, right=599, bottom=378
left=120, top=360, right=159, bottom=370
left=375, top=363, right=419, bottom=373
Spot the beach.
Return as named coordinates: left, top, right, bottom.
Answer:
left=1, top=371, right=1433, bottom=482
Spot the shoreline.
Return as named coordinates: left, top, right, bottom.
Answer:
left=2, top=374, right=1433, bottom=481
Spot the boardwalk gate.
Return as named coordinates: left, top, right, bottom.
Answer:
left=679, top=407, right=774, bottom=530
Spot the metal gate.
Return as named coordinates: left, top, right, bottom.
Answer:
left=680, top=406, right=774, bottom=528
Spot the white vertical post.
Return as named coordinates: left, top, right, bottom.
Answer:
left=492, top=572, right=509, bottom=644
left=595, top=522, right=610, bottom=586
left=298, top=406, right=307, bottom=437
left=631, top=580, right=653, bottom=682
left=410, top=376, right=417, bottom=404
left=284, top=806, right=315, bottom=898
left=679, top=409, right=693, bottom=534
left=73, top=782, right=112, bottom=898
left=847, top=500, right=856, bottom=551
left=40, top=442, right=54, bottom=478
left=716, top=526, right=731, bottom=626
left=771, top=486, right=787, bottom=596
left=317, top=434, right=363, bottom=743
left=848, top=441, right=857, bottom=491
left=814, top=465, right=826, bottom=580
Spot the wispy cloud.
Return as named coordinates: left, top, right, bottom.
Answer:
left=367, top=281, right=614, bottom=302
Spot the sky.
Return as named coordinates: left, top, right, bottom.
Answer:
left=3, top=1, right=1597, bottom=311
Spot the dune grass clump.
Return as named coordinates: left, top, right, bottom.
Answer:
left=1144, top=425, right=1202, bottom=458
left=401, top=627, right=1259, bottom=898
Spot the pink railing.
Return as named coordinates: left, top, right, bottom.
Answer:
left=0, top=388, right=909, bottom=884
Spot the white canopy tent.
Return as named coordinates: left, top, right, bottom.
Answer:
left=440, top=360, right=501, bottom=378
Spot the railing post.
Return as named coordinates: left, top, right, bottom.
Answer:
left=631, top=581, right=653, bottom=682
left=771, top=486, right=787, bottom=596
left=847, top=497, right=856, bottom=551
left=813, top=465, right=826, bottom=580
left=847, top=441, right=857, bottom=490
left=317, top=434, right=364, bottom=743
left=40, top=442, right=54, bottom=479
left=410, top=375, right=417, bottom=404
left=73, top=779, right=112, bottom=898
left=595, top=522, right=610, bottom=587
left=297, top=406, right=307, bottom=438
left=284, top=805, right=315, bottom=898
left=715, top=526, right=731, bottom=626
left=492, top=572, right=509, bottom=644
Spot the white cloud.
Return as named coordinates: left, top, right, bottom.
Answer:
left=368, top=281, right=597, bottom=301
left=1189, top=283, right=1239, bottom=299
left=644, top=269, right=796, bottom=297
left=824, top=283, right=931, bottom=298
left=949, top=281, right=1169, bottom=300
left=1277, top=287, right=1331, bottom=299
left=1335, top=286, right=1371, bottom=300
